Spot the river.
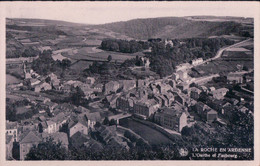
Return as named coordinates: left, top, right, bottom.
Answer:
left=119, top=118, right=173, bottom=146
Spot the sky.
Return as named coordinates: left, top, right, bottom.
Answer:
left=2, top=2, right=258, bottom=24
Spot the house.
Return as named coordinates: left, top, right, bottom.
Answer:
left=168, top=80, right=176, bottom=88
left=30, top=78, right=41, bottom=86
left=19, top=131, right=42, bottom=160
left=160, top=83, right=173, bottom=94
left=70, top=131, right=91, bottom=148
left=221, top=103, right=234, bottom=117
left=104, top=81, right=120, bottom=94
left=55, top=103, right=75, bottom=113
left=191, top=58, right=203, bottom=66
left=38, top=120, right=57, bottom=134
left=38, top=115, right=46, bottom=122
left=207, top=109, right=218, bottom=123
left=237, top=105, right=249, bottom=113
left=154, top=107, right=188, bottom=132
left=176, top=82, right=189, bottom=91
left=174, top=92, right=191, bottom=107
left=136, top=79, right=148, bottom=88
left=149, top=83, right=160, bottom=94
left=105, top=94, right=120, bottom=108
left=141, top=57, right=150, bottom=68
left=159, top=95, right=169, bottom=107
left=189, top=87, right=202, bottom=100
left=6, top=120, right=18, bottom=142
left=176, top=63, right=191, bottom=71
left=20, top=122, right=38, bottom=133
left=195, top=102, right=218, bottom=122
left=200, top=86, right=208, bottom=93
left=68, top=119, right=88, bottom=137
left=41, top=132, right=69, bottom=149
left=172, top=73, right=180, bottom=81
left=133, top=99, right=159, bottom=119
left=119, top=80, right=136, bottom=91
left=6, top=134, right=14, bottom=160
left=86, top=77, right=95, bottom=85
left=164, top=39, right=174, bottom=47
left=227, top=71, right=246, bottom=84
left=62, top=84, right=72, bottom=93
left=153, top=95, right=163, bottom=107
left=85, top=112, right=102, bottom=129
left=225, top=98, right=239, bottom=106
left=44, top=101, right=58, bottom=113
left=177, top=70, right=188, bottom=81
left=93, top=83, right=103, bottom=93
left=97, top=125, right=129, bottom=150
left=210, top=88, right=229, bottom=100
left=78, top=85, right=95, bottom=99
left=116, top=96, right=134, bottom=112
left=51, top=112, right=70, bottom=131
left=75, top=106, right=91, bottom=114
left=34, top=82, right=52, bottom=92
left=209, top=87, right=216, bottom=92
left=163, top=92, right=175, bottom=106
left=206, top=98, right=227, bottom=113
left=36, top=96, right=51, bottom=104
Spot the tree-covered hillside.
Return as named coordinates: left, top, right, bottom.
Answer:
left=96, top=17, right=253, bottom=40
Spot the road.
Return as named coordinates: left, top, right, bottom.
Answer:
left=192, top=38, right=252, bottom=68
left=166, top=38, right=252, bottom=83
left=192, top=74, right=220, bottom=85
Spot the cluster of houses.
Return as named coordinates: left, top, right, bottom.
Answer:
left=106, top=68, right=253, bottom=134
left=5, top=96, right=104, bottom=160
left=6, top=55, right=253, bottom=160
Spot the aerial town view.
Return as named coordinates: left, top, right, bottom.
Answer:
left=5, top=15, right=254, bottom=160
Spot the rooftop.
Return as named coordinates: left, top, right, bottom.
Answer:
left=20, top=131, right=42, bottom=144
left=6, top=121, right=18, bottom=130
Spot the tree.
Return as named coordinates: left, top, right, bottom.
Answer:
left=109, top=119, right=117, bottom=126
left=103, top=117, right=110, bottom=125
left=70, top=86, right=85, bottom=106
left=61, top=59, right=71, bottom=69
left=25, top=138, right=69, bottom=160
left=107, top=55, right=112, bottom=62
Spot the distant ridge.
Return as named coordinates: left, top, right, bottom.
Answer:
left=94, top=16, right=253, bottom=40
left=6, top=18, right=88, bottom=27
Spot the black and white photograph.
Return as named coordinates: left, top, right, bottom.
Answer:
left=1, top=1, right=259, bottom=164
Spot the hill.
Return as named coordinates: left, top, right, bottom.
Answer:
left=6, top=18, right=88, bottom=27
left=94, top=16, right=253, bottom=40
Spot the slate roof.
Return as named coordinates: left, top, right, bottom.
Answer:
left=85, top=112, right=101, bottom=122
left=207, top=109, right=217, bottom=114
left=75, top=106, right=90, bottom=113
left=6, top=121, right=18, bottom=130
left=20, top=131, right=42, bottom=144
left=42, top=132, right=68, bottom=146
left=6, top=134, right=13, bottom=144
left=51, top=112, right=68, bottom=123
left=68, top=115, right=88, bottom=129
left=38, top=116, right=46, bottom=122
left=70, top=131, right=90, bottom=147
left=159, top=107, right=184, bottom=118
left=46, top=120, right=56, bottom=126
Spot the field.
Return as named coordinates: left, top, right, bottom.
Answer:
left=69, top=61, right=93, bottom=71
left=120, top=118, right=173, bottom=145
left=64, top=49, right=143, bottom=63
left=6, top=74, right=21, bottom=85
left=191, top=59, right=253, bottom=77
left=16, top=106, right=31, bottom=115
left=6, top=94, right=24, bottom=101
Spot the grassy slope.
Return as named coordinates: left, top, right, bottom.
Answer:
left=95, top=17, right=251, bottom=40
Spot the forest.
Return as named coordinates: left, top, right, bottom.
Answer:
left=100, top=39, right=149, bottom=53
left=149, top=37, right=235, bottom=77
